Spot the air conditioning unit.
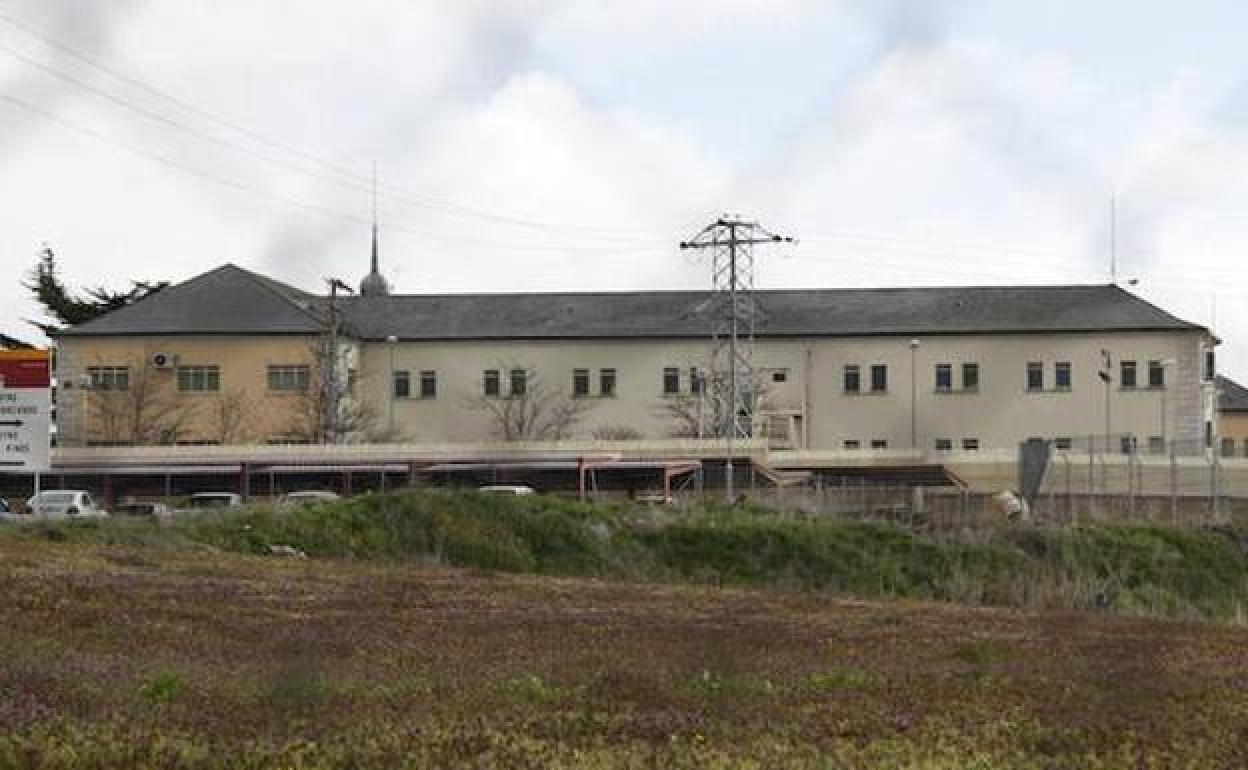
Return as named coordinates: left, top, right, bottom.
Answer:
left=150, top=352, right=176, bottom=369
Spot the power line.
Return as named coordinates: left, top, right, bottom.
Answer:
left=0, top=8, right=669, bottom=241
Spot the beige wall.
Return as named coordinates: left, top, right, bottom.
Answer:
left=1220, top=412, right=1248, bottom=458
left=55, top=335, right=322, bottom=445
left=358, top=329, right=1213, bottom=450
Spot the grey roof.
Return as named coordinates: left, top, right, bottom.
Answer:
left=56, top=264, right=324, bottom=337
left=341, top=284, right=1201, bottom=341
left=57, top=264, right=1203, bottom=341
left=1218, top=376, right=1248, bottom=412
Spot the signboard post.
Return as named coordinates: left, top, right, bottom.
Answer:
left=0, top=351, right=52, bottom=488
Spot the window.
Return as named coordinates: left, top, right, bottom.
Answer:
left=573, top=369, right=590, bottom=397
left=600, top=368, right=617, bottom=397
left=1054, top=437, right=1072, bottom=450
left=87, top=366, right=128, bottom=391
left=962, top=362, right=979, bottom=391
left=870, top=364, right=887, bottom=392
left=962, top=438, right=979, bottom=451
left=662, top=367, right=680, bottom=395
left=1120, top=435, right=1137, bottom=454
left=267, top=365, right=309, bottom=392
left=1244, top=439, right=1248, bottom=458
left=1120, top=360, right=1137, bottom=389
left=347, top=368, right=357, bottom=395
left=1148, top=360, right=1165, bottom=388
left=510, top=369, right=527, bottom=397
left=177, top=365, right=219, bottom=392
left=1205, top=420, right=1213, bottom=448
left=1026, top=362, right=1043, bottom=391
left=483, top=369, right=500, bottom=397
left=870, top=439, right=888, bottom=449
left=392, top=370, right=410, bottom=399
left=690, top=368, right=704, bottom=395
left=934, top=363, right=952, bottom=392
left=934, top=438, right=952, bottom=451
left=1055, top=362, right=1072, bottom=390
left=419, top=370, right=437, bottom=399
left=1221, top=438, right=1236, bottom=458
left=843, top=439, right=860, bottom=450
left=843, top=365, right=860, bottom=393
left=1204, top=350, right=1215, bottom=382
left=772, top=369, right=788, bottom=383
left=1148, top=436, right=1166, bottom=455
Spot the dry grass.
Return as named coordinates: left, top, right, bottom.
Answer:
left=2, top=538, right=1247, bottom=768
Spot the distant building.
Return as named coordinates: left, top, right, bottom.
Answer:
left=1217, top=375, right=1248, bottom=458
left=50, top=258, right=1220, bottom=452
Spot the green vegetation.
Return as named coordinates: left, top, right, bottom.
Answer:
left=10, top=489, right=1248, bottom=622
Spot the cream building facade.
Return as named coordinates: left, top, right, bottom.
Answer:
left=52, top=264, right=1219, bottom=453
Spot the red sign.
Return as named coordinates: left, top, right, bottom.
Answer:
left=0, top=350, right=51, bottom=389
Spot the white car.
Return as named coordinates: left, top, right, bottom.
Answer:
left=180, top=492, right=243, bottom=512
left=278, top=490, right=341, bottom=508
left=27, top=490, right=109, bottom=519
left=477, top=485, right=536, bottom=496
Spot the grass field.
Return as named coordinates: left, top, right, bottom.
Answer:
left=2, top=516, right=1248, bottom=768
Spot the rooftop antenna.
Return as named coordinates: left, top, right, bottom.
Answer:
left=1110, top=194, right=1117, bottom=284
left=371, top=161, right=378, bottom=274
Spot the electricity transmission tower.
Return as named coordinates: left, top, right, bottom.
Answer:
left=680, top=217, right=794, bottom=500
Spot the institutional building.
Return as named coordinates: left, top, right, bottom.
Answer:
left=50, top=251, right=1221, bottom=454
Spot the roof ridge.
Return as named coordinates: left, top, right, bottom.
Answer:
left=227, top=264, right=324, bottom=326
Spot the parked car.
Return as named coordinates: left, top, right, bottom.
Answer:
left=477, top=484, right=536, bottom=496
left=114, top=500, right=173, bottom=519
left=0, top=497, right=17, bottom=521
left=180, top=492, right=243, bottom=512
left=278, top=490, right=341, bottom=509
left=27, top=490, right=109, bottom=519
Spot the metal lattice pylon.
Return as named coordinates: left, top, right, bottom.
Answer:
left=680, top=217, right=793, bottom=441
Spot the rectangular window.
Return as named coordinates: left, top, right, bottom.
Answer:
left=771, top=369, right=788, bottom=383
left=1026, top=362, right=1044, bottom=391
left=843, top=365, right=860, bottom=393
left=1221, top=438, right=1236, bottom=458
left=934, top=438, right=952, bottom=451
left=483, top=369, right=500, bottom=397
left=510, top=369, right=527, bottom=397
left=392, top=370, right=410, bottom=399
left=600, top=368, right=617, bottom=397
left=87, top=366, right=129, bottom=391
left=934, top=363, right=952, bottom=392
left=962, top=362, right=979, bottom=391
left=1120, top=435, right=1136, bottom=454
left=1243, top=439, right=1248, bottom=458
left=962, top=438, right=980, bottom=451
left=177, top=365, right=220, bottom=392
left=347, top=368, right=357, bottom=395
left=1055, top=361, right=1072, bottom=390
left=573, top=368, right=590, bottom=397
left=266, top=364, right=309, bottom=392
left=662, top=367, right=680, bottom=395
left=870, top=364, right=887, bottom=392
left=870, top=439, right=888, bottom=449
left=1054, top=437, right=1072, bottom=450
left=1204, top=350, right=1215, bottom=381
left=419, top=370, right=437, bottom=399
left=1148, top=360, right=1165, bottom=388
left=843, top=439, right=860, bottom=450
left=1120, top=360, right=1137, bottom=389
left=1148, top=436, right=1166, bottom=455
left=690, top=367, right=704, bottom=395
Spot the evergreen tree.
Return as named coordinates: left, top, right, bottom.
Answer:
left=25, top=246, right=168, bottom=336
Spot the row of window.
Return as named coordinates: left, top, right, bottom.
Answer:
left=840, top=438, right=984, bottom=451
left=87, top=365, right=308, bottom=393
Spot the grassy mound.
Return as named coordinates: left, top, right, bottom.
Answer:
left=6, top=489, right=1248, bottom=621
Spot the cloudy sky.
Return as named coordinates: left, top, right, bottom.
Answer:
left=2, top=1, right=1247, bottom=378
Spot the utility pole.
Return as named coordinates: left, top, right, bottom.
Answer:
left=680, top=217, right=794, bottom=502
left=323, top=277, right=354, bottom=444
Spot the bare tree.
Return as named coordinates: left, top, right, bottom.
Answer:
left=656, top=367, right=772, bottom=439
left=592, top=424, right=643, bottom=441
left=87, top=353, right=198, bottom=445
left=468, top=365, right=594, bottom=441
left=280, top=364, right=379, bottom=444
left=207, top=387, right=258, bottom=444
